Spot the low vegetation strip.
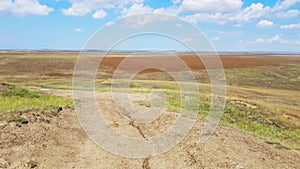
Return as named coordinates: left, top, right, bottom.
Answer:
left=163, top=94, right=300, bottom=150
left=0, top=83, right=73, bottom=121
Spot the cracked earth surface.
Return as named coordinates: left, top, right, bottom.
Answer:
left=0, top=90, right=299, bottom=169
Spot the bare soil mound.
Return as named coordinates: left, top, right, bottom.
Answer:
left=1, top=91, right=299, bottom=169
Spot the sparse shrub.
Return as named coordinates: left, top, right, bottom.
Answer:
left=27, top=160, right=37, bottom=168
left=14, top=117, right=29, bottom=124
left=1, top=86, right=41, bottom=98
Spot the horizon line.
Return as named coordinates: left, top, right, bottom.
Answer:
left=0, top=49, right=300, bottom=55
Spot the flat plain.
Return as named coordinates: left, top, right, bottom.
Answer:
left=0, top=51, right=299, bottom=169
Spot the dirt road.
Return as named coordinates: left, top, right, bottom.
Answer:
left=0, top=90, right=299, bottom=169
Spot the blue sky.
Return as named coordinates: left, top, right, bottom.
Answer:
left=0, top=0, right=299, bottom=52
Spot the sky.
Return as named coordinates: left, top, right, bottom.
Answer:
left=0, top=0, right=299, bottom=52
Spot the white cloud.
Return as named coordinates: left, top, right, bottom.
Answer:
left=280, top=23, right=300, bottom=29
left=121, top=3, right=153, bottom=17
left=182, top=3, right=270, bottom=24
left=276, top=9, right=300, bottom=17
left=106, top=21, right=116, bottom=26
left=183, top=37, right=193, bottom=43
left=217, top=31, right=242, bottom=36
left=256, top=20, right=274, bottom=28
left=296, top=41, right=300, bottom=45
left=120, top=14, right=173, bottom=29
left=279, top=39, right=290, bottom=44
left=0, top=0, right=53, bottom=16
left=62, top=0, right=144, bottom=17
left=267, top=34, right=281, bottom=43
left=234, top=23, right=243, bottom=27
left=234, top=3, right=270, bottom=22
left=180, top=1, right=297, bottom=25
left=60, top=0, right=299, bottom=26
left=181, top=0, right=242, bottom=13
left=74, top=28, right=82, bottom=32
left=92, top=9, right=107, bottom=19
left=253, top=35, right=281, bottom=44
left=120, top=2, right=181, bottom=17
left=212, top=37, right=220, bottom=41
left=274, top=0, right=300, bottom=10
left=121, top=14, right=154, bottom=28
left=172, top=0, right=182, bottom=4
left=255, top=38, right=265, bottom=44
left=62, top=1, right=93, bottom=16
left=59, top=0, right=299, bottom=26
left=153, top=6, right=181, bottom=16
left=175, top=23, right=182, bottom=27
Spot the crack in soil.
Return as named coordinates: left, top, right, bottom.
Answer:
left=185, top=150, right=197, bottom=164
left=142, top=157, right=151, bottom=169
left=129, top=121, right=148, bottom=140
left=128, top=120, right=151, bottom=169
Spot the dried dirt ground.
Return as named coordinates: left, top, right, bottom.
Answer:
left=0, top=90, right=299, bottom=169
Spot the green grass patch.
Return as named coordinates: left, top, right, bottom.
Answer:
left=13, top=117, right=29, bottom=124
left=225, top=64, right=300, bottom=91
left=162, top=95, right=300, bottom=149
left=0, top=84, right=73, bottom=120
left=222, top=103, right=300, bottom=149
left=1, top=85, right=42, bottom=98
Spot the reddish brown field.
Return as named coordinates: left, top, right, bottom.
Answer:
left=1, top=52, right=299, bottom=76
left=99, top=54, right=300, bottom=72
